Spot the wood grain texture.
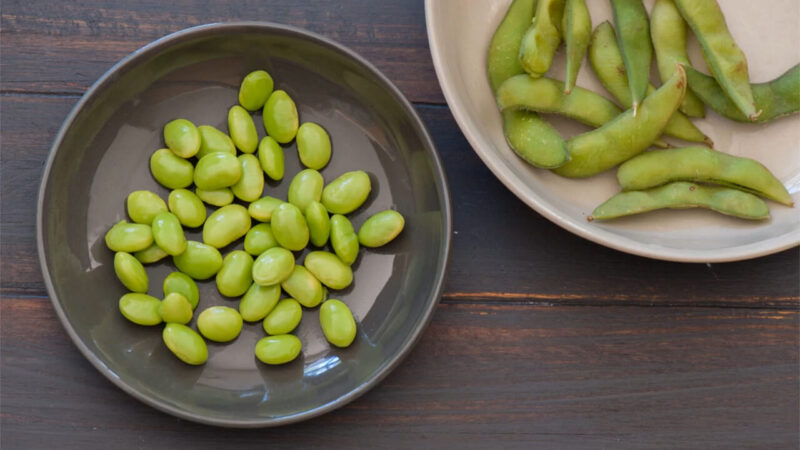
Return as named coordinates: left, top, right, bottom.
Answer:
left=2, top=296, right=797, bottom=449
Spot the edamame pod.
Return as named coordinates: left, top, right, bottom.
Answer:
left=554, top=66, right=687, bottom=178
left=173, top=241, right=223, bottom=280
left=167, top=189, right=206, bottom=228
left=296, top=122, right=332, bottom=170
left=674, top=0, right=759, bottom=120
left=158, top=292, right=193, bottom=324
left=252, top=247, right=295, bottom=286
left=195, top=187, right=234, bottom=207
left=150, top=149, right=193, bottom=189
left=562, top=0, right=591, bottom=95
left=305, top=201, right=331, bottom=247
left=610, top=0, right=651, bottom=115
left=216, top=250, right=254, bottom=297
left=281, top=265, right=325, bottom=308
left=255, top=335, right=301, bottom=365
left=163, top=323, right=207, bottom=365
left=197, top=306, right=243, bottom=342
left=321, top=171, right=371, bottom=215
left=501, top=110, right=570, bottom=168
left=487, top=0, right=537, bottom=92
left=238, top=70, right=274, bottom=111
left=105, top=220, right=153, bottom=252
left=202, top=204, right=251, bottom=248
left=239, top=283, right=281, bottom=322
left=262, top=90, right=299, bottom=144
left=358, top=210, right=405, bottom=247
left=589, top=182, right=769, bottom=220
left=319, top=299, right=357, bottom=348
left=262, top=298, right=302, bottom=335
left=163, top=119, right=200, bottom=158
left=248, top=196, right=283, bottom=222
left=151, top=212, right=187, bottom=256
left=244, top=223, right=278, bottom=256
left=617, top=146, right=793, bottom=206
left=126, top=190, right=167, bottom=224
left=271, top=203, right=309, bottom=251
left=288, top=169, right=324, bottom=212
left=304, top=251, right=353, bottom=290
left=650, top=0, right=705, bottom=117
left=227, top=105, right=258, bottom=153
left=257, top=136, right=285, bottom=181
left=194, top=153, right=242, bottom=190
left=330, top=214, right=359, bottom=265
left=196, top=125, right=236, bottom=160
left=134, top=243, right=168, bottom=264
left=119, top=293, right=162, bottom=326
left=163, top=271, right=200, bottom=309
left=519, top=0, right=566, bottom=78
left=114, top=252, right=148, bottom=293
left=685, top=65, right=800, bottom=124
left=231, top=154, right=264, bottom=202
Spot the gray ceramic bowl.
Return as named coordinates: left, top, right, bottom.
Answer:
left=37, top=22, right=451, bottom=427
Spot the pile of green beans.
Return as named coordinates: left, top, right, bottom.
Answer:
left=487, top=0, right=795, bottom=222
left=106, top=69, right=407, bottom=367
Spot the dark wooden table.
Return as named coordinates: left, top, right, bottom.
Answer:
left=2, top=1, right=798, bottom=448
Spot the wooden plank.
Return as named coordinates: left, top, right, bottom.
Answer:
left=2, top=95, right=798, bottom=306
left=0, top=0, right=443, bottom=103
left=2, top=296, right=797, bottom=449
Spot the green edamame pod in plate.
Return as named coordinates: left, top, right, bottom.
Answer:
left=263, top=90, right=299, bottom=144
left=282, top=265, right=325, bottom=308
left=358, top=210, right=405, bottom=248
left=305, top=201, right=331, bottom=247
left=519, top=0, right=565, bottom=78
left=196, top=125, right=236, bottom=160
left=562, top=0, right=591, bottom=95
left=197, top=306, right=242, bottom=343
left=231, top=154, right=264, bottom=202
left=150, top=149, right=193, bottom=189
left=238, top=70, right=274, bottom=111
left=258, top=136, right=285, bottom=181
left=173, top=241, right=223, bottom=280
left=228, top=105, right=258, bottom=153
left=126, top=190, right=167, bottom=224
left=296, top=122, right=332, bottom=170
left=487, top=0, right=537, bottom=92
left=114, top=252, right=148, bottom=293
left=255, top=335, right=301, bottom=365
left=239, top=283, right=281, bottom=322
left=215, top=250, right=254, bottom=297
left=168, top=189, right=206, bottom=228
left=163, top=271, right=200, bottom=309
left=163, top=119, right=200, bottom=158
left=319, top=299, right=357, bottom=348
left=119, top=293, right=162, bottom=326
left=202, top=204, right=251, bottom=249
left=105, top=221, right=153, bottom=252
left=151, top=211, right=187, bottom=256
left=163, top=323, right=207, bottom=365
left=194, top=152, right=242, bottom=190
left=610, top=0, right=651, bottom=115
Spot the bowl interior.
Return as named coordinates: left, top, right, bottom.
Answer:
left=427, top=0, right=799, bottom=262
left=38, top=23, right=449, bottom=426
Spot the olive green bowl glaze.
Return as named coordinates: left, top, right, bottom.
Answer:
left=37, top=23, right=451, bottom=427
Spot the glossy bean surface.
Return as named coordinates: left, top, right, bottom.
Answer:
left=255, top=335, right=301, bottom=365
left=305, top=201, right=331, bottom=247
left=202, top=204, right=251, bottom=248
left=296, top=122, right=332, bottom=170
left=304, top=251, right=353, bottom=290
left=163, top=271, right=200, bottom=309
left=238, top=70, right=274, bottom=111
left=281, top=265, right=325, bottom=308
left=163, top=118, right=200, bottom=158
left=252, top=247, right=295, bottom=286
left=216, top=250, right=254, bottom=297
left=262, top=298, right=302, bottom=335
left=239, top=283, right=281, bottom=322
left=321, top=171, right=371, bottom=215
left=195, top=187, right=234, bottom=207
left=228, top=105, right=258, bottom=153
left=105, top=221, right=153, bottom=252
left=288, top=169, right=324, bottom=212
left=319, top=299, right=357, bottom=348
left=167, top=189, right=206, bottom=228
left=194, top=152, right=242, bottom=190
left=330, top=214, right=359, bottom=265
left=197, top=306, right=243, bottom=342
left=257, top=136, right=285, bottom=181
left=243, top=223, right=278, bottom=256
left=358, top=210, right=405, bottom=248
left=119, top=293, right=162, bottom=326
left=151, top=212, right=187, bottom=256
left=133, top=243, right=168, bottom=264
left=150, top=149, right=193, bottom=190
left=126, top=190, right=167, bottom=225
left=231, top=154, right=264, bottom=202
left=172, top=241, right=223, bottom=280
left=196, top=125, right=236, bottom=160
left=158, top=292, right=193, bottom=325
left=270, top=203, right=309, bottom=251
left=113, top=252, right=148, bottom=293
left=262, top=90, right=298, bottom=144
left=248, top=196, right=283, bottom=222
left=163, top=323, right=208, bottom=365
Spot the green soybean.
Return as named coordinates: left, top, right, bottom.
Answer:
left=119, top=293, right=162, bottom=326
left=296, top=122, right=331, bottom=170
left=244, top=223, right=278, bottom=256
left=231, top=154, right=264, bottom=202
left=194, top=152, right=242, bottom=190
left=252, top=247, right=295, bottom=286
left=164, top=119, right=200, bottom=158
left=319, top=299, right=357, bottom=348
left=163, top=323, right=208, bottom=365
left=239, top=283, right=281, bottom=322
left=674, top=0, right=758, bottom=120
left=197, top=306, right=243, bottom=342
left=134, top=243, right=168, bottom=264
left=203, top=204, right=251, bottom=248
left=304, top=251, right=353, bottom=290
left=216, top=250, right=254, bottom=297
left=167, top=189, right=206, bottom=228
left=305, top=201, right=331, bottom=247
left=105, top=221, right=153, bottom=252
left=262, top=90, right=299, bottom=144
left=685, top=65, right=800, bottom=124
left=650, top=0, right=706, bottom=117
left=195, top=187, right=234, bottom=207
left=358, top=210, right=405, bottom=247
left=562, top=0, right=591, bottom=94
left=501, top=109, right=570, bottom=168
left=282, top=265, right=325, bottom=308
left=262, top=298, right=302, bottom=335
left=519, top=0, right=565, bottom=78
left=321, top=170, right=371, bottom=215
left=617, top=146, right=794, bottom=206
left=227, top=105, right=258, bottom=153
left=257, top=136, right=285, bottom=181
left=590, top=182, right=770, bottom=220
left=150, top=149, right=193, bottom=189
left=554, top=65, right=687, bottom=178
left=330, top=214, right=359, bottom=265
left=114, top=252, right=148, bottom=293
left=610, top=0, right=652, bottom=114
left=487, top=0, right=537, bottom=92
left=126, top=190, right=167, bottom=225
left=255, top=335, right=301, bottom=365
left=248, top=196, right=284, bottom=222
left=271, top=203, right=309, bottom=251
left=288, top=169, right=324, bottom=212
left=151, top=212, right=186, bottom=256
left=173, top=241, right=223, bottom=280
left=196, top=125, right=236, bottom=160
left=163, top=271, right=200, bottom=309
left=239, top=70, right=274, bottom=111
left=158, top=292, right=193, bottom=325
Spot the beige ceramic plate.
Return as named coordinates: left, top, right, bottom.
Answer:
left=426, top=0, right=799, bottom=262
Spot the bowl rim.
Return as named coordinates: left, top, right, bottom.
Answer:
left=424, top=0, right=799, bottom=263
left=36, top=21, right=452, bottom=427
